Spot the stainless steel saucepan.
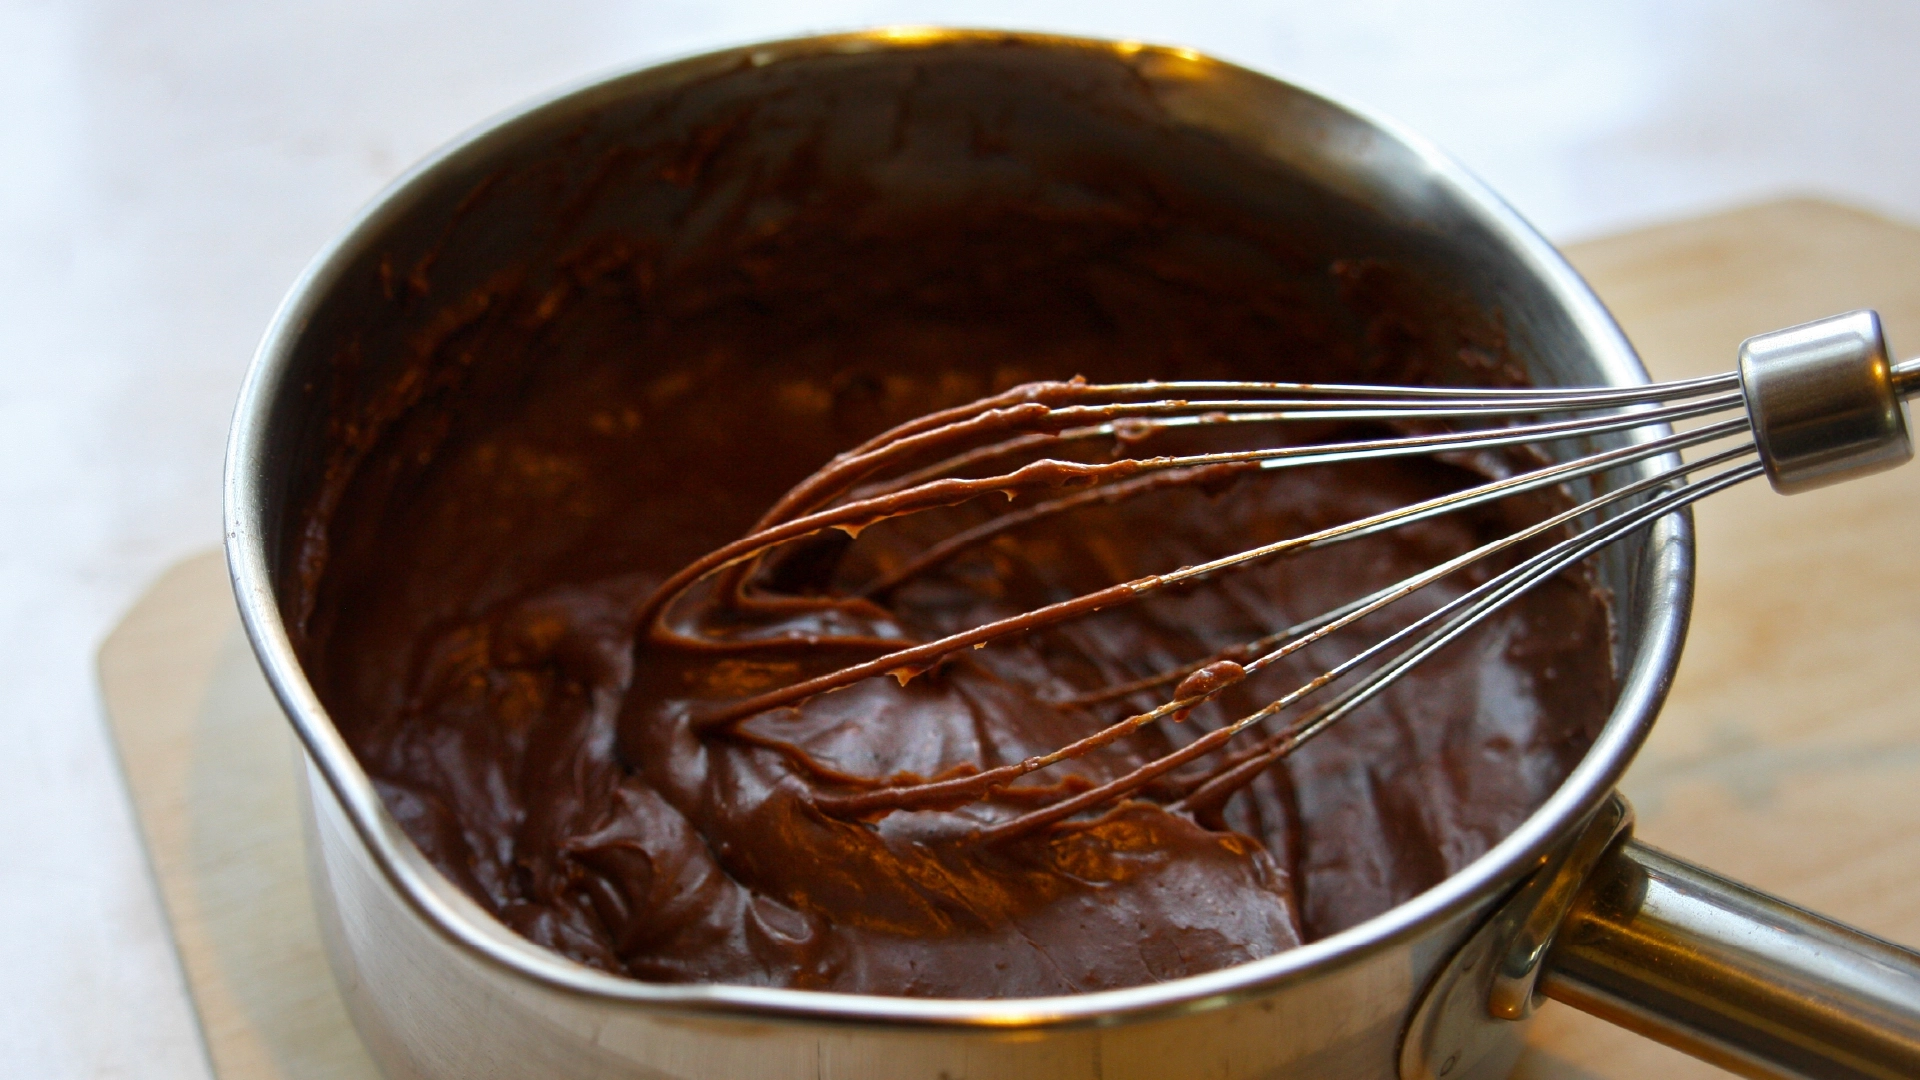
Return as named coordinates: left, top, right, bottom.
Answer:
left=224, top=28, right=1920, bottom=1080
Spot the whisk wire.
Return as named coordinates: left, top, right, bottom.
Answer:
left=684, top=414, right=1749, bottom=729
left=840, top=440, right=1762, bottom=835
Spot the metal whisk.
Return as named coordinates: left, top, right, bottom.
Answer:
left=634, top=310, right=1917, bottom=842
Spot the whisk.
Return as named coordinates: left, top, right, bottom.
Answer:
left=633, top=309, right=1917, bottom=842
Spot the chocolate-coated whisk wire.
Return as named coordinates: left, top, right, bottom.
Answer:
left=635, top=310, right=1915, bottom=841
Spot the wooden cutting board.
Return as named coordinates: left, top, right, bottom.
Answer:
left=98, top=198, right=1920, bottom=1080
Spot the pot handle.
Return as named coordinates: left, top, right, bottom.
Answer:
left=1540, top=836, right=1920, bottom=1080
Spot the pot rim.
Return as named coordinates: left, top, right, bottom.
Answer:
left=223, top=26, right=1692, bottom=1032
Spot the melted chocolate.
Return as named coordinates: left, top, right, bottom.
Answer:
left=290, top=45, right=1615, bottom=998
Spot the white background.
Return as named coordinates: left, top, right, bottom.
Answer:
left=5, top=1, right=1920, bottom=1074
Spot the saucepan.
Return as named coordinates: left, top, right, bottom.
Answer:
left=224, top=28, right=1920, bottom=1080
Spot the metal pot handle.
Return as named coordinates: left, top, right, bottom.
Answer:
left=1541, top=836, right=1920, bottom=1080
left=1401, top=794, right=1920, bottom=1080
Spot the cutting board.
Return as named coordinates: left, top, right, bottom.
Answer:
left=98, top=198, right=1920, bottom=1080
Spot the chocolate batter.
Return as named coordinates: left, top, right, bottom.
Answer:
left=289, top=45, right=1615, bottom=998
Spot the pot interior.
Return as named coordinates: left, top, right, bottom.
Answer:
left=248, top=34, right=1670, bottom=1002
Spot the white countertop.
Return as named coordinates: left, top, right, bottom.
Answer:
left=6, top=2, right=1920, bottom=1075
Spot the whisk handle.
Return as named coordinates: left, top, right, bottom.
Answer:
left=1892, top=356, right=1920, bottom=399
left=1542, top=837, right=1920, bottom=1080
left=1739, top=310, right=1915, bottom=494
